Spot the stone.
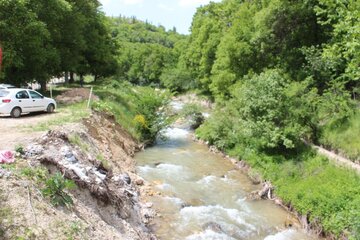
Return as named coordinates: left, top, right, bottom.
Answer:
left=121, top=173, right=131, bottom=184
left=145, top=202, right=153, bottom=208
left=135, top=178, right=144, bottom=186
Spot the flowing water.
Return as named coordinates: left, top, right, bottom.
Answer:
left=135, top=102, right=318, bottom=240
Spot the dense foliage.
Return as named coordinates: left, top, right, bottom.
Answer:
left=0, top=0, right=116, bottom=88
left=109, top=17, right=187, bottom=88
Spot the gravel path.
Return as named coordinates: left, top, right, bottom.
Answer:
left=312, top=144, right=360, bottom=174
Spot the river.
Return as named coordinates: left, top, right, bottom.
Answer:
left=135, top=102, right=318, bottom=240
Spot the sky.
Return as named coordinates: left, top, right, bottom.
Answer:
left=99, top=0, right=222, bottom=34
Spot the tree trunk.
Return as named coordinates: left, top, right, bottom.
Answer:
left=65, top=71, right=69, bottom=84
left=80, top=74, right=84, bottom=87
left=94, top=75, right=98, bottom=82
left=40, top=80, right=47, bottom=92
left=69, top=72, right=74, bottom=84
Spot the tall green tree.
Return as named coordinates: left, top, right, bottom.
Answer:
left=0, top=0, right=116, bottom=89
left=0, top=0, right=60, bottom=87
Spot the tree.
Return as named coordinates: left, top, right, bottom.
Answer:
left=0, top=0, right=60, bottom=87
left=109, top=16, right=185, bottom=85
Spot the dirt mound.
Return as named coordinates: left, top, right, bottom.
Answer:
left=55, top=88, right=99, bottom=104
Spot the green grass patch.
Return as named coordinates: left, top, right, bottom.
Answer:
left=26, top=102, right=90, bottom=132
left=319, top=111, right=360, bottom=161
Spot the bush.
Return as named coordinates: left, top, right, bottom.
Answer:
left=195, top=69, right=360, bottom=238
left=93, top=80, right=171, bottom=143
left=197, top=69, right=317, bottom=151
left=42, top=172, right=76, bottom=208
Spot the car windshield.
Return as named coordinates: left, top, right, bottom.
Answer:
left=0, top=90, right=9, bottom=97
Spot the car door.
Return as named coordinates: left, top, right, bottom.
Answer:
left=28, top=90, right=46, bottom=111
left=15, top=90, right=33, bottom=113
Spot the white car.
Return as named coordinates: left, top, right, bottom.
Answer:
left=0, top=84, right=16, bottom=89
left=0, top=88, right=57, bottom=118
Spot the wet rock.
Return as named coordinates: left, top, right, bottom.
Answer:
left=209, top=146, right=219, bottom=153
left=141, top=208, right=156, bottom=225
left=180, top=203, right=190, bottom=209
left=248, top=181, right=274, bottom=200
left=202, top=222, right=223, bottom=233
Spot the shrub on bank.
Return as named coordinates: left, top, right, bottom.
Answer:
left=93, top=80, right=170, bottom=143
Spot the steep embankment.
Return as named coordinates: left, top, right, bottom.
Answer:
left=0, top=111, right=156, bottom=240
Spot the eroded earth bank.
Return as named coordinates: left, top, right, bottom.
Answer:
left=0, top=111, right=156, bottom=240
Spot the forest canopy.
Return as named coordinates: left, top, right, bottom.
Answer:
left=0, top=0, right=116, bottom=88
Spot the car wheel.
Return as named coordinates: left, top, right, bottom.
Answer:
left=11, top=107, right=22, bottom=118
left=47, top=104, right=55, bottom=113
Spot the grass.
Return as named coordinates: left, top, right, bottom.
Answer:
left=96, top=153, right=110, bottom=171
left=92, top=89, right=139, bottom=138
left=69, top=134, right=90, bottom=152
left=92, top=80, right=171, bottom=142
left=65, top=221, right=84, bottom=240
left=25, top=102, right=91, bottom=132
left=319, top=111, right=360, bottom=161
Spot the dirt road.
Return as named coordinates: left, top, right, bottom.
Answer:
left=312, top=144, right=360, bottom=174
left=0, top=112, right=65, bottom=150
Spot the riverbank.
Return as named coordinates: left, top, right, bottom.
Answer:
left=0, top=111, right=157, bottom=239
left=0, top=84, right=168, bottom=239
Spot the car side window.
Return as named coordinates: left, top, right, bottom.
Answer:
left=29, top=91, right=43, bottom=99
left=15, top=91, right=30, bottom=99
